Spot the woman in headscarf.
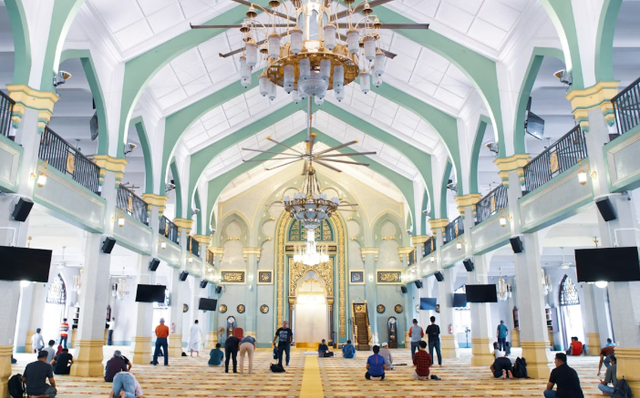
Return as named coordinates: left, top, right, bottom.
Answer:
left=224, top=328, right=243, bottom=373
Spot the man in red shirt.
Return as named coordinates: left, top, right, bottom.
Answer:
left=412, top=341, right=432, bottom=380
left=59, top=318, right=70, bottom=349
left=566, top=337, right=585, bottom=356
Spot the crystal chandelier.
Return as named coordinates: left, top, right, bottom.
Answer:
left=497, top=268, right=511, bottom=302
left=542, top=269, right=553, bottom=296
left=111, top=268, right=130, bottom=300
left=73, top=269, right=83, bottom=295
left=293, top=230, right=329, bottom=266
left=283, top=166, right=340, bottom=230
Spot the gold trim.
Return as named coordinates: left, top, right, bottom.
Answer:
left=428, top=218, right=448, bottom=235
left=494, top=154, right=530, bottom=185
left=360, top=247, right=379, bottom=261
left=411, top=235, right=429, bottom=245
left=92, top=155, right=128, bottom=186
left=257, top=270, right=273, bottom=285
left=7, top=84, right=59, bottom=130
left=220, top=270, right=246, bottom=284
left=242, top=247, right=262, bottom=261
left=173, top=218, right=194, bottom=232
left=376, top=270, right=402, bottom=284
left=349, top=270, right=365, bottom=285
left=566, top=81, right=620, bottom=130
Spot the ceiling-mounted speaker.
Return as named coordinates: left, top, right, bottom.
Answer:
left=200, top=280, right=208, bottom=288
left=215, top=285, right=223, bottom=294
left=510, top=237, right=524, bottom=253
left=596, top=197, right=617, bottom=222
left=434, top=271, right=444, bottom=282
left=101, top=237, right=116, bottom=254
left=148, top=258, right=160, bottom=272
left=414, top=280, right=423, bottom=289
left=12, top=198, right=34, bottom=222
left=179, top=271, right=189, bottom=281
left=463, top=258, right=474, bottom=272
left=400, top=285, right=408, bottom=294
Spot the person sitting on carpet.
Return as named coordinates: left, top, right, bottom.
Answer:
left=412, top=341, right=432, bottom=380
left=208, top=343, right=224, bottom=367
left=365, top=345, right=386, bottom=381
left=566, top=336, right=585, bottom=356
left=108, top=371, right=143, bottom=398
left=105, top=350, right=132, bottom=382
left=50, top=348, right=74, bottom=375
left=342, top=340, right=356, bottom=358
left=598, top=355, right=617, bottom=396
left=544, top=353, right=584, bottom=398
left=493, top=342, right=502, bottom=359
left=490, top=353, right=513, bottom=379
left=318, top=339, right=333, bottom=357
left=23, top=350, right=57, bottom=398
left=380, top=342, right=393, bottom=370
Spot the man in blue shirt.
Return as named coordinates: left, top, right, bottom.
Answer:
left=342, top=340, right=356, bottom=358
left=365, top=345, right=386, bottom=381
left=497, top=320, right=509, bottom=351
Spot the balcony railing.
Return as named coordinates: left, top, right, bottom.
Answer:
left=206, top=249, right=214, bottom=266
left=523, top=125, right=587, bottom=195
left=408, top=250, right=416, bottom=266
left=116, top=185, right=149, bottom=225
left=612, top=76, right=640, bottom=137
left=159, top=216, right=179, bottom=245
left=475, top=184, right=509, bottom=225
left=443, top=216, right=464, bottom=244
left=39, top=127, right=101, bottom=195
left=0, top=91, right=14, bottom=138
left=422, top=236, right=436, bottom=257
left=187, top=235, right=200, bottom=257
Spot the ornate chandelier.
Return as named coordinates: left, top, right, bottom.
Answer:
left=497, top=268, right=511, bottom=302
left=542, top=269, right=553, bottom=296
left=293, top=229, right=329, bottom=266
left=284, top=166, right=339, bottom=230
left=111, top=268, right=130, bottom=301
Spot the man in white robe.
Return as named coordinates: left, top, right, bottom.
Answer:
left=189, top=320, right=202, bottom=357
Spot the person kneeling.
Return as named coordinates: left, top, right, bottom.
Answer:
left=412, top=341, right=432, bottom=381
left=365, top=345, right=386, bottom=381
left=342, top=340, right=356, bottom=359
left=109, top=371, right=143, bottom=398
left=318, top=339, right=333, bottom=357
left=208, top=343, right=224, bottom=367
left=490, top=353, right=513, bottom=379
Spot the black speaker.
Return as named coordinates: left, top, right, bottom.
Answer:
left=148, top=258, right=160, bottom=272
left=510, top=236, right=524, bottom=253
left=101, top=237, right=116, bottom=254
left=200, top=280, right=208, bottom=288
left=434, top=271, right=444, bottom=282
left=596, top=197, right=617, bottom=221
left=463, top=258, right=474, bottom=272
left=11, top=198, right=33, bottom=222
left=179, top=271, right=189, bottom=281
left=400, top=285, right=408, bottom=294
left=215, top=285, right=223, bottom=294
left=414, top=280, right=423, bottom=289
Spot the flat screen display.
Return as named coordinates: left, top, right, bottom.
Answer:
left=465, top=284, right=498, bottom=303
left=452, top=293, right=467, bottom=308
left=419, top=297, right=437, bottom=311
left=135, top=284, right=166, bottom=303
left=575, top=247, right=640, bottom=282
left=198, top=298, right=218, bottom=311
left=0, top=246, right=52, bottom=282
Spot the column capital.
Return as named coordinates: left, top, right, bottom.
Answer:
left=494, top=154, right=530, bottom=186
left=192, top=234, right=210, bottom=244
left=173, top=218, right=194, bottom=232
left=92, top=155, right=128, bottom=187
left=142, top=194, right=168, bottom=218
left=454, top=193, right=482, bottom=215
left=7, top=84, right=59, bottom=131
left=429, top=218, right=449, bottom=235
left=411, top=235, right=429, bottom=245
left=566, top=81, right=620, bottom=131
left=360, top=247, right=379, bottom=261
left=242, top=247, right=261, bottom=261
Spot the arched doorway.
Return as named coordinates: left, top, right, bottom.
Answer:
left=559, top=275, right=584, bottom=349
left=43, top=273, right=67, bottom=343
left=293, top=273, right=329, bottom=348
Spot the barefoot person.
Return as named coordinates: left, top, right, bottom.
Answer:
left=490, top=353, right=513, bottom=379
left=365, top=345, right=386, bottom=381
left=189, top=320, right=202, bottom=357
left=23, top=350, right=57, bottom=398
left=412, top=341, right=432, bottom=380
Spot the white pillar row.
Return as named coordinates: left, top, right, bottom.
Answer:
left=130, top=254, right=155, bottom=365
left=469, top=253, right=494, bottom=366
left=168, top=267, right=186, bottom=357
left=244, top=250, right=259, bottom=337
left=437, top=267, right=458, bottom=359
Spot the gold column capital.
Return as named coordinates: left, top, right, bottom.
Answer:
left=494, top=154, right=530, bottom=186
left=142, top=194, right=169, bottom=217
left=192, top=234, right=210, bottom=244
left=411, top=235, right=429, bottom=245
left=360, top=247, right=379, bottom=261
left=455, top=193, right=483, bottom=215
left=397, top=246, right=414, bottom=262
left=242, top=247, right=262, bottom=261
left=566, top=81, right=620, bottom=131
left=173, top=218, right=194, bottom=232
left=429, top=218, right=448, bottom=235
left=92, top=155, right=129, bottom=187
left=7, top=84, right=59, bottom=131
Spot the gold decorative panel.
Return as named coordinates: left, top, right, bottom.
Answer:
left=289, top=258, right=334, bottom=297
left=377, top=271, right=402, bottom=284
left=258, top=270, right=273, bottom=284
left=349, top=271, right=364, bottom=285
left=220, top=271, right=246, bottom=284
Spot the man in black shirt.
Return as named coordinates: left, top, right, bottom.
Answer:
left=425, top=316, right=442, bottom=366
left=23, top=350, right=57, bottom=397
left=490, top=354, right=513, bottom=379
left=545, top=353, right=584, bottom=398
left=51, top=348, right=74, bottom=375
left=273, top=320, right=293, bottom=367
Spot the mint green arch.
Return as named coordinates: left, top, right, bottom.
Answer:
left=537, top=0, right=585, bottom=90
left=439, top=160, right=453, bottom=220
left=40, top=0, right=86, bottom=92
left=193, top=189, right=203, bottom=235
left=513, top=47, right=565, bottom=154
left=420, top=190, right=431, bottom=235
left=205, top=130, right=416, bottom=235
left=129, top=116, right=154, bottom=194
left=469, top=115, right=492, bottom=194
left=372, top=212, right=403, bottom=247
left=4, top=0, right=31, bottom=86
left=595, top=0, right=623, bottom=82
left=60, top=49, right=110, bottom=155
left=170, top=161, right=183, bottom=219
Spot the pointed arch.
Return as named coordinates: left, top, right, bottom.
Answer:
left=595, top=0, right=623, bottom=82
left=4, top=0, right=31, bottom=86
left=170, top=161, right=183, bottom=219
left=46, top=273, right=67, bottom=305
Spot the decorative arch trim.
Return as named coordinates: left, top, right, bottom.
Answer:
left=469, top=115, right=492, bottom=194
left=595, top=0, right=623, bottom=82
left=129, top=116, right=154, bottom=194
left=4, top=0, right=31, bottom=86
left=170, top=161, right=183, bottom=219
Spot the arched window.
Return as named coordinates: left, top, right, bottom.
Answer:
left=46, top=273, right=67, bottom=305
left=560, top=275, right=580, bottom=306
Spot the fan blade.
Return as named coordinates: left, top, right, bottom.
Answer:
left=264, top=159, right=301, bottom=171
left=190, top=23, right=252, bottom=29
left=321, top=158, right=370, bottom=166
left=314, top=140, right=358, bottom=156
left=315, top=159, right=343, bottom=173
left=220, top=38, right=267, bottom=58
left=334, top=0, right=395, bottom=19
left=319, top=151, right=377, bottom=158
left=267, top=136, right=304, bottom=154
left=243, top=157, right=301, bottom=162
left=333, top=23, right=429, bottom=30
left=229, top=0, right=297, bottom=21
left=242, top=147, right=302, bottom=156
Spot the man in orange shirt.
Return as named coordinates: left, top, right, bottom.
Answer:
left=152, top=318, right=170, bottom=366
left=59, top=318, right=70, bottom=349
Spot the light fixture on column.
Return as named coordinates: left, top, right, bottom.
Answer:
left=430, top=256, right=435, bottom=263
left=456, top=240, right=463, bottom=251
left=499, top=214, right=507, bottom=227
left=541, top=269, right=552, bottom=296
left=30, top=161, right=49, bottom=187
left=595, top=281, right=608, bottom=288
left=188, top=256, right=194, bottom=264
left=118, top=215, right=125, bottom=227
left=577, top=169, right=587, bottom=185
left=161, top=241, right=167, bottom=250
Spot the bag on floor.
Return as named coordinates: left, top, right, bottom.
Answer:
left=324, top=352, right=334, bottom=357
left=270, top=363, right=286, bottom=373
left=613, top=377, right=633, bottom=398
left=8, top=373, right=24, bottom=398
left=512, top=357, right=528, bottom=378
left=272, top=346, right=278, bottom=360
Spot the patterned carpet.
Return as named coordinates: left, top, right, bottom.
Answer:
left=12, top=347, right=606, bottom=397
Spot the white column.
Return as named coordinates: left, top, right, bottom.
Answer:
left=130, top=254, right=154, bottom=364
left=437, top=267, right=458, bottom=358
left=469, top=254, right=494, bottom=366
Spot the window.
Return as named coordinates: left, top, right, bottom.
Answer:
left=560, top=275, right=580, bottom=306
left=46, top=273, right=66, bottom=305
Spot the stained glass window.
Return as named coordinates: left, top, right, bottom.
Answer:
left=46, top=274, right=66, bottom=305
left=288, top=219, right=333, bottom=241
left=560, top=275, right=580, bottom=306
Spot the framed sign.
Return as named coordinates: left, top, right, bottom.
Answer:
left=219, top=304, right=227, bottom=313
left=377, top=270, right=402, bottom=284
left=257, top=271, right=273, bottom=285
left=376, top=304, right=385, bottom=314
left=237, top=304, right=246, bottom=314
left=220, top=271, right=246, bottom=284
left=394, top=304, right=403, bottom=314
left=260, top=304, right=269, bottom=314
left=350, top=271, right=365, bottom=285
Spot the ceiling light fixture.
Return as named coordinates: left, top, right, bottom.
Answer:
left=293, top=230, right=329, bottom=266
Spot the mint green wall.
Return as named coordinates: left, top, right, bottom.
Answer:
left=595, top=0, right=623, bottom=82
left=170, top=161, right=183, bottom=219
left=4, top=0, right=31, bottom=86
left=440, top=160, right=453, bottom=219
left=469, top=115, right=492, bottom=194
left=129, top=116, right=154, bottom=194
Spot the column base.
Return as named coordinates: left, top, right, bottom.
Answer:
left=0, top=346, right=12, bottom=398
left=404, top=332, right=410, bottom=349
left=168, top=334, right=183, bottom=357
left=71, top=340, right=105, bottom=377
left=205, top=331, right=217, bottom=350
left=511, top=330, right=520, bottom=347
left=71, top=330, right=77, bottom=349
left=25, top=330, right=35, bottom=353
left=130, top=336, right=152, bottom=365
left=586, top=332, right=601, bottom=356
left=104, top=329, right=108, bottom=345
left=470, top=337, right=493, bottom=366
left=521, top=341, right=550, bottom=379
left=441, top=335, right=458, bottom=359
left=614, top=347, right=640, bottom=396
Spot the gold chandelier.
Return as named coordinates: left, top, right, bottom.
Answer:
left=284, top=166, right=339, bottom=230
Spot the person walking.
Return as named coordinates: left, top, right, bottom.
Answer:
left=273, top=321, right=293, bottom=367
left=152, top=318, right=169, bottom=366
left=225, top=328, right=242, bottom=373
left=496, top=320, right=508, bottom=351
left=239, top=333, right=257, bottom=374
left=425, top=316, right=442, bottom=366
left=59, top=319, right=70, bottom=349
left=189, top=320, right=202, bottom=357
left=31, top=328, right=45, bottom=353
left=408, top=319, right=424, bottom=360
left=544, top=353, right=584, bottom=398
left=107, top=317, right=116, bottom=346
